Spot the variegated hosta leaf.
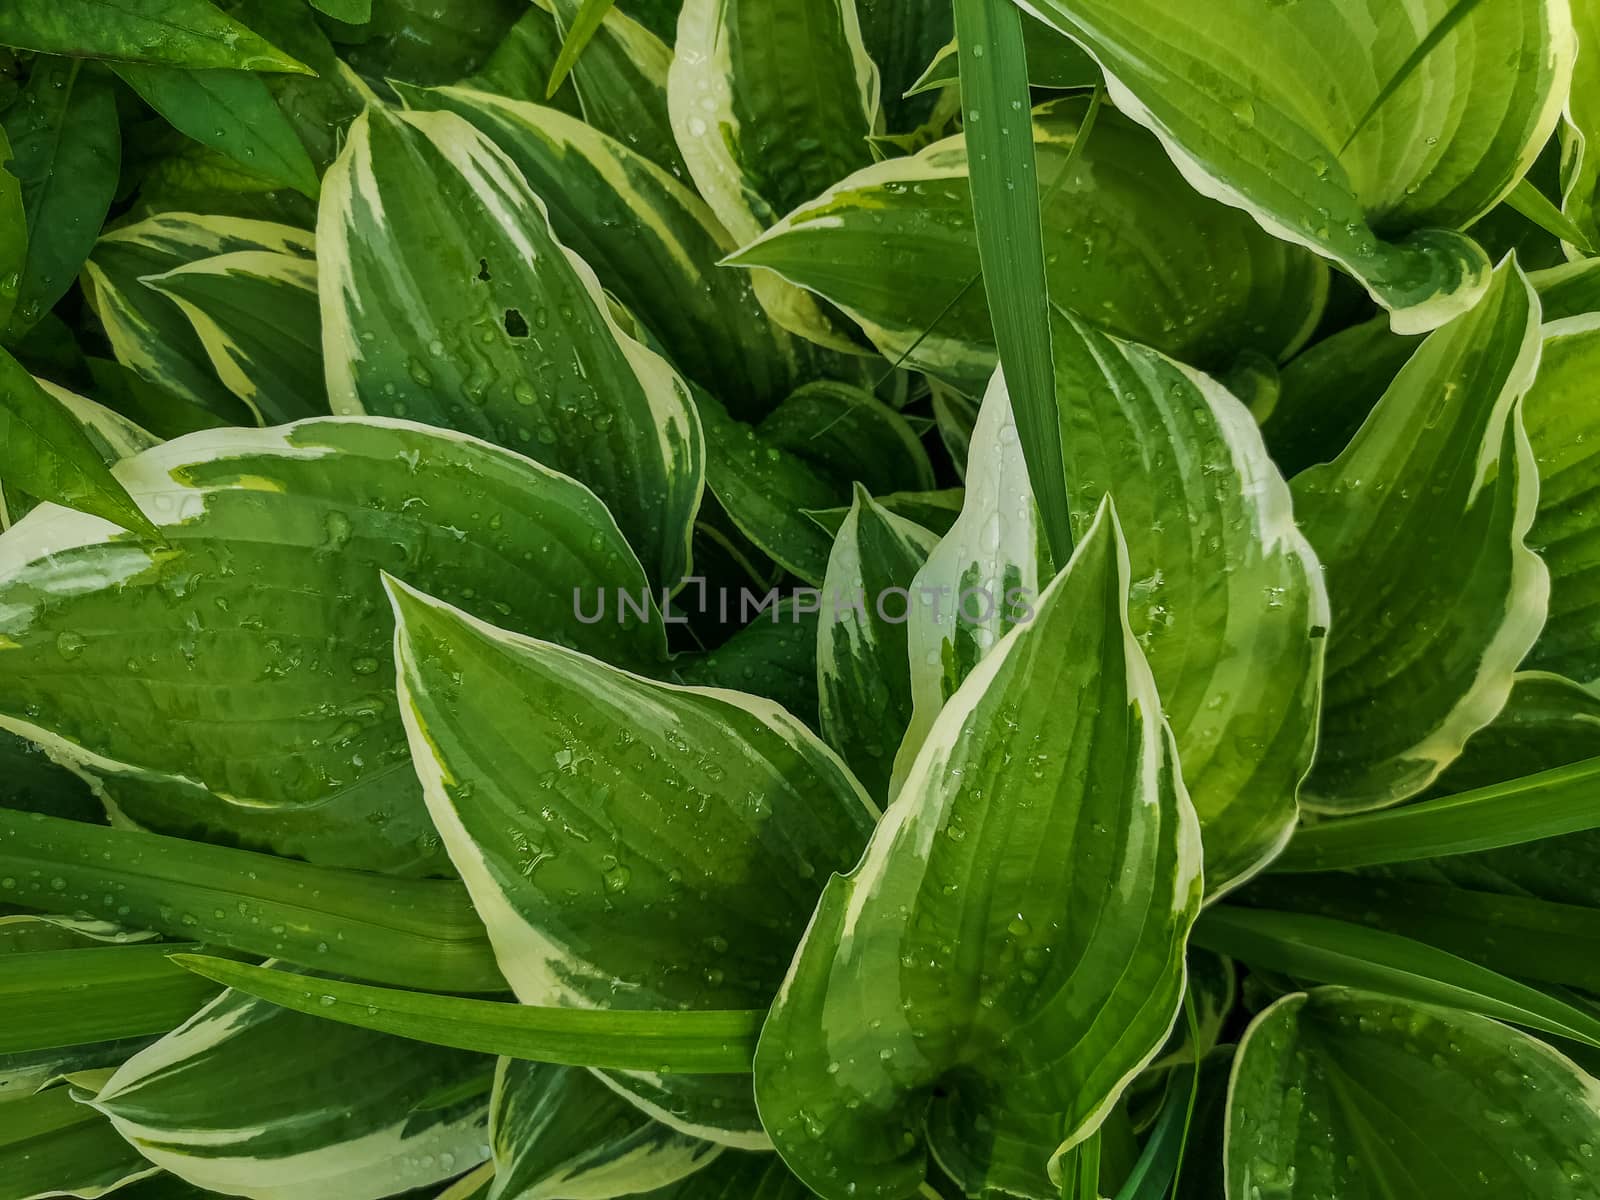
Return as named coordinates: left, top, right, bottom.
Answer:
left=818, top=487, right=939, bottom=801
left=0, top=417, right=666, bottom=874
left=543, top=0, right=687, bottom=180
left=90, top=985, right=491, bottom=1200
left=730, top=97, right=1329, bottom=392
left=1020, top=0, right=1573, bottom=332
left=1561, top=0, right=1600, bottom=251
left=675, top=600, right=821, bottom=731
left=2, top=1084, right=157, bottom=1200
left=757, top=503, right=1203, bottom=1200
left=700, top=384, right=933, bottom=585
left=387, top=579, right=878, bottom=1145
left=669, top=0, right=880, bottom=352
left=1521, top=313, right=1600, bottom=686
left=34, top=381, right=161, bottom=467
left=488, top=1060, right=720, bottom=1199
left=319, top=105, right=703, bottom=587
left=1053, top=309, right=1328, bottom=893
left=142, top=251, right=326, bottom=425
left=1293, top=259, right=1548, bottom=811
left=83, top=213, right=316, bottom=427
left=461, top=3, right=581, bottom=115
left=896, top=370, right=1050, bottom=787
left=1227, top=988, right=1600, bottom=1200
left=400, top=85, right=809, bottom=419
left=635, top=1152, right=819, bottom=1198
left=0, top=1038, right=156, bottom=1109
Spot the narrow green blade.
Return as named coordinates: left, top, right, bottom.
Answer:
left=546, top=0, right=619, bottom=97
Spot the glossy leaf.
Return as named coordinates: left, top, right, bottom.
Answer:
left=320, top=105, right=703, bottom=587
left=669, top=0, right=880, bottom=351
left=1, top=1084, right=157, bottom=1200
left=817, top=487, right=939, bottom=801
left=0, top=810, right=504, bottom=991
left=757, top=503, right=1203, bottom=1199
left=2, top=58, right=119, bottom=341
left=388, top=578, right=877, bottom=1143
left=0, top=128, right=26, bottom=334
left=1521, top=314, right=1600, bottom=685
left=676, top=602, right=820, bottom=730
left=1227, top=987, right=1600, bottom=1199
left=1292, top=259, right=1547, bottom=811
left=1561, top=0, right=1600, bottom=250
left=858, top=0, right=953, bottom=133
left=173, top=954, right=763, bottom=1073
left=84, top=212, right=314, bottom=425
left=0, top=418, right=665, bottom=874
left=731, top=98, right=1327, bottom=392
left=401, top=85, right=807, bottom=419
left=488, top=1059, right=720, bottom=1199
left=1020, top=0, right=1574, bottom=331
left=143, top=250, right=326, bottom=424
left=0, top=0, right=311, bottom=72
left=90, top=983, right=492, bottom=1200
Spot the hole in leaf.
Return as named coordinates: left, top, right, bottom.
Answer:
left=504, top=308, right=530, bottom=338
left=476, top=258, right=492, bottom=282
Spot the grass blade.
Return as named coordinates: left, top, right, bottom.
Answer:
left=1111, top=1058, right=1198, bottom=1200
left=1506, top=178, right=1597, bottom=254
left=954, top=0, right=1072, bottom=562
left=1275, top=754, right=1600, bottom=873
left=170, top=954, right=763, bottom=1074
left=0, top=811, right=505, bottom=992
left=1339, top=0, right=1492, bottom=152
left=1195, top=906, right=1600, bottom=1049
left=546, top=0, right=618, bottom=99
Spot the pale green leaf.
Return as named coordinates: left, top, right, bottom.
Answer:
left=2, top=59, right=119, bottom=341
left=171, top=954, right=763, bottom=1074
left=0, top=418, right=665, bottom=874
left=0, top=0, right=311, bottom=72
left=90, top=982, right=492, bottom=1200
left=1292, top=259, right=1547, bottom=811
left=1052, top=309, right=1329, bottom=893
left=1227, top=987, right=1600, bottom=1199
left=0, top=1084, right=156, bottom=1200
left=756, top=502, right=1203, bottom=1199
left=1019, top=0, right=1573, bottom=331
left=142, top=250, right=326, bottom=425
left=668, top=0, right=880, bottom=352
left=387, top=578, right=877, bottom=1144
left=84, top=212, right=315, bottom=426
left=818, top=487, right=939, bottom=801
left=319, top=105, right=703, bottom=588
left=730, top=98, right=1328, bottom=393
left=488, top=1059, right=720, bottom=1200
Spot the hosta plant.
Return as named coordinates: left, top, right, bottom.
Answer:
left=6, top=0, right=1600, bottom=1198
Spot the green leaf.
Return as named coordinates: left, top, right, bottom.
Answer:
left=142, top=250, right=326, bottom=424
left=545, top=0, right=617, bottom=96
left=856, top=0, right=952, bottom=133
left=0, top=943, right=220, bottom=1056
left=896, top=372, right=1050, bottom=786
left=0, top=418, right=665, bottom=875
left=111, top=65, right=320, bottom=200
left=1052, top=308, right=1328, bottom=894
left=459, top=6, right=583, bottom=117
left=675, top=601, right=820, bottom=730
left=0, top=810, right=505, bottom=991
left=2, top=58, right=120, bottom=341
left=386, top=578, right=877, bottom=1144
left=1292, top=258, right=1547, bottom=811
left=487, top=1059, right=719, bottom=1199
left=171, top=954, right=763, bottom=1073
left=0, top=126, right=27, bottom=334
left=0, top=1084, right=157, bottom=1200
left=1195, top=906, right=1600, bottom=1049
left=1505, top=177, right=1596, bottom=253
left=83, top=212, right=315, bottom=426
left=907, top=15, right=1099, bottom=98
left=756, top=502, right=1203, bottom=1200
left=1227, top=987, right=1600, bottom=1199
left=399, top=85, right=807, bottom=419
left=730, top=98, right=1328, bottom=393
left=1531, top=256, right=1600, bottom=319
left=0, top=0, right=311, bottom=73
left=668, top=0, right=880, bottom=352
left=320, top=105, right=703, bottom=588
left=1276, top=754, right=1600, bottom=874
left=635, top=1152, right=821, bottom=1198
left=805, top=489, right=963, bottom=539
left=1522, top=315, right=1600, bottom=685
left=1431, top=670, right=1600, bottom=796
left=89, top=981, right=492, bottom=1200
left=337, top=0, right=525, bottom=90
left=312, top=0, right=372, bottom=21
left=817, top=488, right=938, bottom=800
left=0, top=344, right=157, bottom=538
left=0, top=729, right=101, bottom=823
left=953, top=0, right=1069, bottom=564
left=1020, top=0, right=1573, bottom=332
left=1560, top=0, right=1600, bottom=250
